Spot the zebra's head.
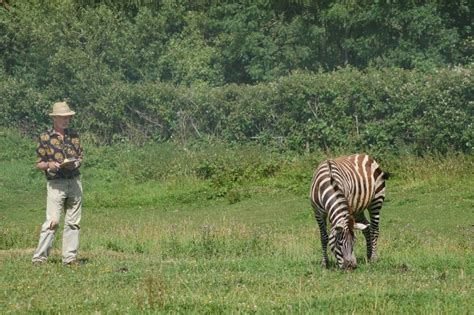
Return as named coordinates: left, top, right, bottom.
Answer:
left=330, top=219, right=368, bottom=270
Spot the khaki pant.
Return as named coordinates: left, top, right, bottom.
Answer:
left=32, top=177, right=82, bottom=264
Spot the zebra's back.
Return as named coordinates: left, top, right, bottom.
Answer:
left=310, top=154, right=386, bottom=216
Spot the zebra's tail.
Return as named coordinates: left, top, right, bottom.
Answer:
left=327, top=160, right=338, bottom=189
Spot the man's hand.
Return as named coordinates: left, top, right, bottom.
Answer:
left=48, top=161, right=61, bottom=171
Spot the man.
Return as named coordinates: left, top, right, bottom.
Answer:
left=32, top=101, right=84, bottom=266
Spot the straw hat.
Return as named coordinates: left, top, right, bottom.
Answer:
left=49, top=101, right=76, bottom=116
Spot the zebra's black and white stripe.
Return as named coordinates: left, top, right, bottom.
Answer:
left=309, top=154, right=389, bottom=269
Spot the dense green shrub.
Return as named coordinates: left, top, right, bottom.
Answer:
left=1, top=66, right=472, bottom=153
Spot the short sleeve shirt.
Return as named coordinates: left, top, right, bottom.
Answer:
left=36, top=128, right=83, bottom=180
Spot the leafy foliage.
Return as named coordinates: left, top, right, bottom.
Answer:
left=2, top=1, right=471, bottom=82
left=0, top=1, right=472, bottom=153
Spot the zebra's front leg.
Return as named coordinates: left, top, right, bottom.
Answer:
left=356, top=214, right=372, bottom=261
left=368, top=207, right=381, bottom=262
left=315, top=212, right=329, bottom=268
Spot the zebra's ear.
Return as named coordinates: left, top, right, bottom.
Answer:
left=354, top=223, right=369, bottom=230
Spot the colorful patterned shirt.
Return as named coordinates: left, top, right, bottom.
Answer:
left=36, top=128, right=83, bottom=180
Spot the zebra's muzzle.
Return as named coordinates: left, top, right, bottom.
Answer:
left=342, top=256, right=357, bottom=270
left=342, top=262, right=357, bottom=270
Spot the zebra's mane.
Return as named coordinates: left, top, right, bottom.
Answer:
left=348, top=215, right=355, bottom=231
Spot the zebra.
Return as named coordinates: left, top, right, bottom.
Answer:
left=309, top=154, right=389, bottom=269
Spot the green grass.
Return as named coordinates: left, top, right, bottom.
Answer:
left=0, top=129, right=473, bottom=314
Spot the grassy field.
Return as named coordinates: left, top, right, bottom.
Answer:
left=0, top=130, right=473, bottom=314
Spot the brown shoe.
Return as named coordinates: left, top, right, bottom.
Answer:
left=64, top=260, right=81, bottom=267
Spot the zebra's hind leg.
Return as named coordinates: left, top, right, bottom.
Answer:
left=315, top=211, right=329, bottom=268
left=356, top=213, right=372, bottom=261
